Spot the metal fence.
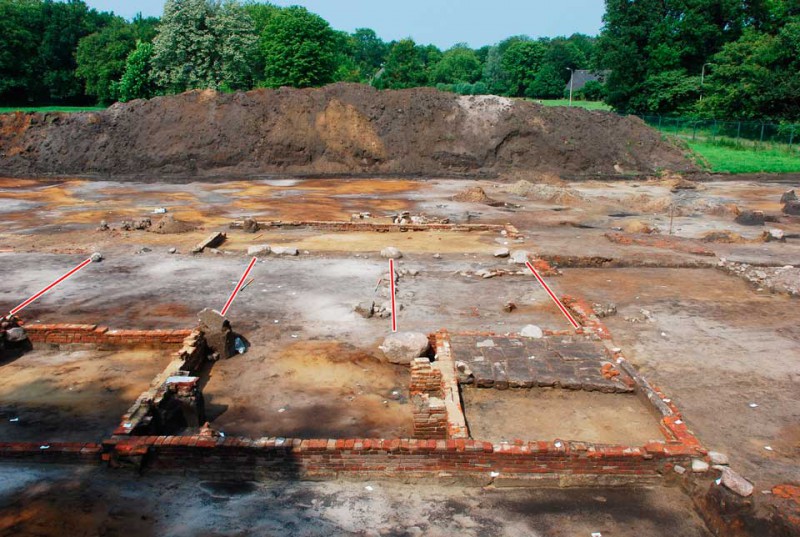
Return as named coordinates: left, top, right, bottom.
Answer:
left=637, top=115, right=799, bottom=149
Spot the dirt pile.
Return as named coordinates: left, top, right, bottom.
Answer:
left=452, top=186, right=501, bottom=205
left=149, top=214, right=195, bottom=234
left=507, top=180, right=584, bottom=204
left=0, top=84, right=695, bottom=180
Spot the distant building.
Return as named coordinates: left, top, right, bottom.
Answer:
left=565, top=70, right=610, bottom=92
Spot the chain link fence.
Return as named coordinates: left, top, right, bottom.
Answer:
left=637, top=115, right=800, bottom=151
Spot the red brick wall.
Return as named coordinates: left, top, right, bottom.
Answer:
left=0, top=442, right=102, bottom=463
left=24, top=323, right=191, bottom=350
left=104, top=436, right=692, bottom=481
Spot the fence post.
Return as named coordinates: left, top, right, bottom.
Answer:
left=760, top=122, right=765, bottom=144
left=789, top=126, right=795, bottom=149
left=712, top=120, right=718, bottom=140
left=692, top=121, right=697, bottom=140
left=736, top=121, right=741, bottom=141
left=658, top=115, right=662, bottom=130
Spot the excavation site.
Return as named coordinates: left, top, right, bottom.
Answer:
left=1, top=85, right=798, bottom=536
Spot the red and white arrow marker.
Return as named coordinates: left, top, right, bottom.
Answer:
left=9, top=257, right=94, bottom=316
left=389, top=259, right=398, bottom=332
left=525, top=261, right=580, bottom=330
left=220, top=257, right=258, bottom=316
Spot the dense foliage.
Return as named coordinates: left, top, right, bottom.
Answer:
left=0, top=0, right=797, bottom=120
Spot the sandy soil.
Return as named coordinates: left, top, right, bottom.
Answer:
left=201, top=339, right=413, bottom=439
left=0, top=348, right=169, bottom=442
left=461, top=387, right=664, bottom=444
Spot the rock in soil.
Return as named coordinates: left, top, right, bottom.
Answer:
left=380, top=332, right=430, bottom=365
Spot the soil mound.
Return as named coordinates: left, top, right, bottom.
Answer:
left=452, top=186, right=501, bottom=205
left=0, top=84, right=695, bottom=180
left=507, top=180, right=584, bottom=204
left=149, top=214, right=195, bottom=234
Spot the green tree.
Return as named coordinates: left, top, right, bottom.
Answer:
left=376, top=39, right=427, bottom=89
left=260, top=5, right=337, bottom=88
left=526, top=64, right=566, bottom=98
left=481, top=45, right=507, bottom=95
left=0, top=0, right=43, bottom=102
left=351, top=28, right=388, bottom=79
left=117, top=40, right=156, bottom=102
left=151, top=0, right=258, bottom=93
left=501, top=39, right=547, bottom=97
left=76, top=19, right=137, bottom=103
left=429, top=44, right=481, bottom=84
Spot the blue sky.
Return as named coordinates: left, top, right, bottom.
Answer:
left=84, top=0, right=605, bottom=48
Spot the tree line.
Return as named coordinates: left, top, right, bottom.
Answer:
left=0, top=0, right=797, bottom=121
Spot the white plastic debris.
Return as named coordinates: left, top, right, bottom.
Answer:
left=153, top=207, right=168, bottom=214
left=764, top=446, right=773, bottom=451
left=490, top=471, right=500, bottom=478
left=749, top=403, right=758, bottom=408
left=9, top=418, right=19, bottom=422
left=365, top=485, right=374, bottom=491
left=278, top=408, right=286, bottom=413
left=39, top=445, right=50, bottom=450
left=592, top=533, right=603, bottom=537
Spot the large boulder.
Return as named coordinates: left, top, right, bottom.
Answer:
left=508, top=250, right=530, bottom=265
left=381, top=247, right=403, bottom=259
left=734, top=210, right=765, bottom=226
left=783, top=200, right=800, bottom=216
left=197, top=308, right=235, bottom=360
left=380, top=332, right=430, bottom=365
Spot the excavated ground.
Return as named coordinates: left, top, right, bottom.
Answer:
left=0, top=174, right=797, bottom=536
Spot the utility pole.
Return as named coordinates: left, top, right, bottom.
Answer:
left=566, top=68, right=574, bottom=107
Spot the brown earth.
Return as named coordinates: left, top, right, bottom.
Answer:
left=0, top=84, right=694, bottom=180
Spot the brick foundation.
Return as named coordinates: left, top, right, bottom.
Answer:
left=24, top=323, right=191, bottom=350
left=230, top=219, right=521, bottom=238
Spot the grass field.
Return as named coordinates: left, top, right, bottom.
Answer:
left=687, top=140, right=800, bottom=174
left=535, top=99, right=612, bottom=111
left=0, top=106, right=106, bottom=114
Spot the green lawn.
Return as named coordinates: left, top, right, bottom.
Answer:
left=534, top=99, right=612, bottom=111
left=0, top=105, right=106, bottom=114
left=687, top=140, right=800, bottom=174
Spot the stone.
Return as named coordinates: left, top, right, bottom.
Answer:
left=493, top=248, right=510, bottom=258
left=476, top=269, right=495, bottom=279
left=271, top=246, right=298, bottom=256
left=197, top=308, right=235, bottom=360
left=734, top=210, right=765, bottom=226
left=354, top=301, right=375, bottom=319
left=193, top=232, right=226, bottom=253
left=133, top=218, right=151, bottom=230
left=90, top=252, right=103, bottom=263
left=242, top=217, right=260, bottom=233
left=433, top=253, right=442, bottom=259
left=168, top=247, right=177, bottom=254
left=692, top=459, right=710, bottom=473
left=673, top=464, right=687, bottom=475
left=5, top=327, right=27, bottom=343
left=508, top=250, right=530, bottom=265
left=780, top=189, right=797, bottom=203
left=708, top=451, right=729, bottom=465
left=763, top=229, right=785, bottom=242
left=381, top=247, right=403, bottom=259
left=520, top=325, right=543, bottom=339
left=380, top=332, right=430, bottom=365
left=97, top=220, right=109, bottom=231
left=476, top=339, right=495, bottom=348
left=503, top=301, right=517, bottom=312
left=247, top=244, right=271, bottom=256
left=720, top=467, right=754, bottom=497
left=783, top=200, right=800, bottom=216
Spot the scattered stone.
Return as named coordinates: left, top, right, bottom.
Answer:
left=734, top=210, right=766, bottom=226
left=97, top=220, right=109, bottom=231
left=168, top=247, right=177, bottom=254
left=593, top=303, right=617, bottom=318
left=674, top=464, right=687, bottom=475
left=503, top=301, right=517, bottom=313
left=720, top=467, right=754, bottom=497
left=242, top=217, right=260, bottom=233
left=476, top=269, right=496, bottom=279
left=433, top=253, right=442, bottom=259
left=380, top=332, right=430, bottom=365
left=137, top=247, right=152, bottom=254
left=708, top=451, right=729, bottom=465
left=476, top=339, right=495, bottom=348
left=153, top=207, right=168, bottom=214
left=90, top=252, right=103, bottom=263
left=780, top=189, right=797, bottom=203
left=133, top=218, right=152, bottom=230
left=701, top=230, right=747, bottom=243
left=381, top=247, right=403, bottom=259
left=193, top=232, right=226, bottom=253
left=455, top=361, right=474, bottom=384
left=354, top=301, right=375, bottom=319
left=508, top=250, right=530, bottom=265
left=692, top=459, right=710, bottom=473
left=783, top=200, right=800, bottom=216
left=271, top=246, right=298, bottom=256
left=493, top=248, right=510, bottom=258
left=247, top=244, right=271, bottom=256
left=763, top=229, right=785, bottom=242
left=520, top=325, right=543, bottom=339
